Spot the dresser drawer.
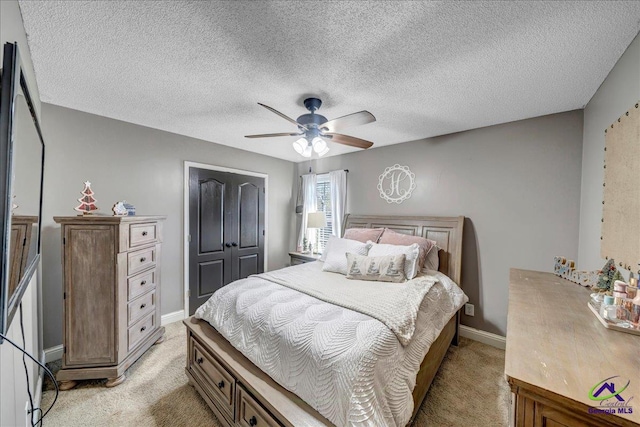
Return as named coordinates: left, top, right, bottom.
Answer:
left=129, top=222, right=158, bottom=249
left=128, top=290, right=155, bottom=325
left=127, top=268, right=157, bottom=301
left=128, top=313, right=156, bottom=352
left=190, top=338, right=236, bottom=418
left=238, top=385, right=281, bottom=427
left=127, top=246, right=156, bottom=276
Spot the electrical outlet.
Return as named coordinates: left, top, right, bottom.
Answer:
left=464, top=303, right=475, bottom=317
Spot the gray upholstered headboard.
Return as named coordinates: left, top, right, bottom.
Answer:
left=343, top=215, right=464, bottom=286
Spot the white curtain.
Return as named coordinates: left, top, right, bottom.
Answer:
left=329, top=170, right=347, bottom=237
left=298, top=173, right=317, bottom=249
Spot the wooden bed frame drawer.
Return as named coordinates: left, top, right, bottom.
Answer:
left=127, top=245, right=156, bottom=276
left=237, top=385, right=281, bottom=427
left=190, top=337, right=236, bottom=418
left=129, top=222, right=158, bottom=248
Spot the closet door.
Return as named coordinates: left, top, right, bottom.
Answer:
left=188, top=168, right=265, bottom=315
left=188, top=168, right=233, bottom=315
left=229, top=174, right=265, bottom=281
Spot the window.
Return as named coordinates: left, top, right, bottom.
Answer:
left=315, top=174, right=332, bottom=253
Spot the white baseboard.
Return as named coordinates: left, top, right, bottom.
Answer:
left=161, top=310, right=185, bottom=326
left=44, top=344, right=63, bottom=363
left=459, top=325, right=506, bottom=350
left=44, top=310, right=186, bottom=363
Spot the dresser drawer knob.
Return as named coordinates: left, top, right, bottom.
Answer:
left=231, top=242, right=238, bottom=247
left=140, top=257, right=147, bottom=262
left=217, top=380, right=224, bottom=389
left=141, top=280, right=147, bottom=285
left=196, top=357, right=203, bottom=365
left=142, top=231, right=148, bottom=236
left=249, top=416, right=257, bottom=426
left=140, top=326, right=146, bottom=332
left=140, top=303, right=146, bottom=309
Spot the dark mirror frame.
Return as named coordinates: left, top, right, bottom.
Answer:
left=0, top=42, right=45, bottom=338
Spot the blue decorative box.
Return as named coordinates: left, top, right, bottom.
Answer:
left=123, top=203, right=136, bottom=216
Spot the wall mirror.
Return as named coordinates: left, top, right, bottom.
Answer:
left=0, top=42, right=45, bottom=336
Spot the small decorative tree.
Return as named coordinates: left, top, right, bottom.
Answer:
left=74, top=181, right=99, bottom=215
left=594, top=259, right=619, bottom=293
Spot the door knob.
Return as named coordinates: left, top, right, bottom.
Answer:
left=225, top=243, right=232, bottom=248
left=231, top=242, right=238, bottom=247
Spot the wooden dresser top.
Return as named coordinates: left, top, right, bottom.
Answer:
left=506, top=269, right=640, bottom=425
left=53, top=215, right=166, bottom=224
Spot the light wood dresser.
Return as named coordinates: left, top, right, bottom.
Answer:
left=53, top=215, right=167, bottom=389
left=506, top=269, right=640, bottom=427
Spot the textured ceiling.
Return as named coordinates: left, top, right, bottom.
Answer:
left=18, top=1, right=640, bottom=163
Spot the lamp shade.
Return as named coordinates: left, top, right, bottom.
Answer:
left=312, top=137, right=329, bottom=157
left=292, top=138, right=306, bottom=155
left=301, top=142, right=312, bottom=158
left=307, top=211, right=327, bottom=228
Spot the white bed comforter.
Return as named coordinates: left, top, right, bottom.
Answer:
left=195, top=262, right=467, bottom=427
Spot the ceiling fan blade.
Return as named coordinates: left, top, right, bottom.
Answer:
left=245, top=132, right=303, bottom=138
left=257, top=103, right=307, bottom=130
left=321, top=111, right=376, bottom=133
left=324, top=132, right=374, bottom=149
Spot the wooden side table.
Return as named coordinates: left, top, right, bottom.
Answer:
left=289, top=251, right=321, bottom=266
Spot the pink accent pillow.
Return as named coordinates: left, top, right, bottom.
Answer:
left=378, top=228, right=436, bottom=270
left=343, top=228, right=384, bottom=244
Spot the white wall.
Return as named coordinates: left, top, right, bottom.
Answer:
left=298, top=110, right=584, bottom=335
left=40, top=103, right=296, bottom=349
left=578, top=31, right=640, bottom=271
left=0, top=276, right=39, bottom=427
left=0, top=1, right=43, bottom=425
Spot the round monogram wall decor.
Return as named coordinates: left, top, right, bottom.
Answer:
left=377, top=164, right=416, bottom=204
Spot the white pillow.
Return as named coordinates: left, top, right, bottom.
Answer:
left=367, top=241, right=420, bottom=279
left=422, top=245, right=440, bottom=272
left=322, top=237, right=372, bottom=275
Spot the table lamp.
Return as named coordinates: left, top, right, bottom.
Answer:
left=307, top=211, right=327, bottom=254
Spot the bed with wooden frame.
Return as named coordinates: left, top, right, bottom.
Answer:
left=183, top=214, right=464, bottom=427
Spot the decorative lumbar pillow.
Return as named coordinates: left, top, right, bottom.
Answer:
left=322, top=237, right=372, bottom=275
left=345, top=253, right=407, bottom=283
left=367, top=242, right=420, bottom=279
left=379, top=228, right=436, bottom=271
left=422, top=245, right=440, bottom=272
left=343, top=228, right=384, bottom=244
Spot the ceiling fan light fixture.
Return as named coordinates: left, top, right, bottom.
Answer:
left=311, top=137, right=329, bottom=157
left=311, top=137, right=326, bottom=153
left=316, top=146, right=330, bottom=157
left=292, top=137, right=306, bottom=155
left=301, top=141, right=313, bottom=158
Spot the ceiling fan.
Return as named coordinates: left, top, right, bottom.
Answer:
left=245, top=98, right=376, bottom=157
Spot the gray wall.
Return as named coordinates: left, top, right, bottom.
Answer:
left=0, top=1, right=42, bottom=425
left=40, top=103, right=296, bottom=348
left=297, top=111, right=584, bottom=335
left=578, top=31, right=640, bottom=271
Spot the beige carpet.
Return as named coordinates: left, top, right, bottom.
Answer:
left=41, top=322, right=509, bottom=426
